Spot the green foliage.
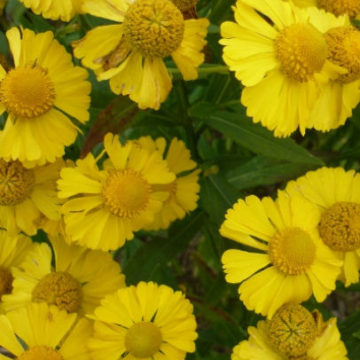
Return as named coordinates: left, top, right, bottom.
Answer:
left=1, top=0, right=360, bottom=359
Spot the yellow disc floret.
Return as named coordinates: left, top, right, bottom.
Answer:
left=275, top=23, right=328, bottom=82
left=325, top=26, right=360, bottom=83
left=318, top=0, right=360, bottom=17
left=319, top=201, right=360, bottom=251
left=0, top=66, right=56, bottom=118
left=102, top=169, right=150, bottom=218
left=0, top=160, right=35, bottom=206
left=17, top=346, right=64, bottom=360
left=123, top=0, right=185, bottom=58
left=269, top=227, right=316, bottom=275
left=32, top=272, right=82, bottom=313
left=266, top=304, right=317, bottom=358
left=125, top=322, right=163, bottom=358
left=171, top=0, right=199, bottom=11
left=0, top=266, right=13, bottom=298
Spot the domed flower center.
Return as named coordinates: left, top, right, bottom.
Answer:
left=0, top=160, right=35, bottom=206
left=318, top=0, right=360, bottom=17
left=266, top=304, right=317, bottom=358
left=125, top=322, right=163, bottom=358
left=269, top=227, right=316, bottom=275
left=275, top=23, right=328, bottom=82
left=325, top=26, right=360, bottom=83
left=123, top=0, right=185, bottom=57
left=171, top=0, right=198, bottom=11
left=0, top=66, right=55, bottom=118
left=102, top=169, right=150, bottom=218
left=32, top=272, right=82, bottom=313
left=319, top=201, right=360, bottom=251
left=17, top=346, right=64, bottom=360
left=0, top=266, right=13, bottom=298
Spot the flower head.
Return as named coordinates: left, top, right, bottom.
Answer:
left=58, top=133, right=175, bottom=251
left=286, top=167, right=360, bottom=286
left=0, top=28, right=90, bottom=165
left=0, top=302, right=91, bottom=360
left=307, top=23, right=360, bottom=131
left=89, top=281, right=198, bottom=360
left=220, top=191, right=342, bottom=318
left=232, top=304, right=348, bottom=360
left=0, top=159, right=63, bottom=236
left=136, top=137, right=201, bottom=230
left=0, top=230, right=32, bottom=306
left=2, top=235, right=125, bottom=314
left=220, top=0, right=347, bottom=136
left=73, top=0, right=208, bottom=109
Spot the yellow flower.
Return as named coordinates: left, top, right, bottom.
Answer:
left=136, top=137, right=201, bottom=230
left=0, top=230, right=32, bottom=306
left=0, top=28, right=91, bottom=165
left=286, top=167, right=360, bottom=286
left=73, top=0, right=209, bottom=110
left=232, top=304, right=348, bottom=360
left=0, top=158, right=62, bottom=236
left=308, top=24, right=360, bottom=132
left=0, top=302, right=92, bottom=360
left=88, top=281, right=198, bottom=360
left=220, top=191, right=342, bottom=318
left=2, top=235, right=125, bottom=315
left=220, top=0, right=346, bottom=137
left=58, top=133, right=175, bottom=251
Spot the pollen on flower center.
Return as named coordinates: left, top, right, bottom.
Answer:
left=0, top=160, right=35, bottom=206
left=319, top=201, right=360, bottom=251
left=325, top=26, right=360, bottom=83
left=17, top=346, right=64, bottom=360
left=266, top=304, right=317, bottom=358
left=275, top=23, right=328, bottom=82
left=0, top=65, right=55, bottom=118
left=125, top=322, right=163, bottom=358
left=32, top=272, right=82, bottom=313
left=0, top=266, right=13, bottom=298
left=123, top=0, right=185, bottom=58
left=102, top=169, right=151, bottom=218
left=269, top=227, right=316, bottom=275
left=318, top=0, right=360, bottom=17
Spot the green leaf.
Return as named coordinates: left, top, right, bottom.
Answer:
left=200, top=173, right=240, bottom=225
left=226, top=156, right=319, bottom=190
left=339, top=310, right=360, bottom=360
left=123, top=211, right=205, bottom=284
left=190, top=103, right=324, bottom=166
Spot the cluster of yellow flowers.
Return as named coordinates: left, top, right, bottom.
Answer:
left=221, top=167, right=359, bottom=359
left=0, top=0, right=358, bottom=359
left=221, top=0, right=360, bottom=137
left=0, top=0, right=204, bottom=359
left=219, top=1, right=360, bottom=357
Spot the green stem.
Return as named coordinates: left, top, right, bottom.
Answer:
left=168, top=64, right=229, bottom=79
